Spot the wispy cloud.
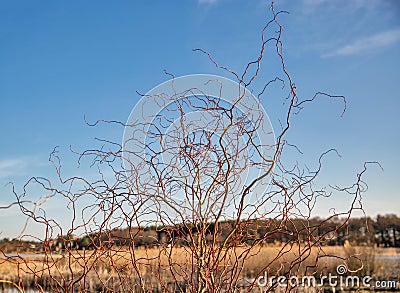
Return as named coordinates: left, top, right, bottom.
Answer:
left=323, top=28, right=400, bottom=57
left=301, top=0, right=383, bottom=12
left=302, top=0, right=328, bottom=6
left=198, top=0, right=219, bottom=4
left=0, top=158, right=35, bottom=178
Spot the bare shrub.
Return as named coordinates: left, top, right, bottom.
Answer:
left=1, top=3, right=377, bottom=293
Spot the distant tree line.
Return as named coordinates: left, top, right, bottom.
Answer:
left=0, top=237, right=42, bottom=254
left=1, top=214, right=399, bottom=253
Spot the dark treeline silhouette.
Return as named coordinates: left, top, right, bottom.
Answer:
left=1, top=214, right=399, bottom=254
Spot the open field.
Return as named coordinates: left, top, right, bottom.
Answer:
left=0, top=246, right=399, bottom=292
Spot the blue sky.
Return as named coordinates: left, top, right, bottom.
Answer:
left=0, top=0, right=399, bottom=238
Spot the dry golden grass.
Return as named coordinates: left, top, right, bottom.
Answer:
left=0, top=245, right=398, bottom=291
